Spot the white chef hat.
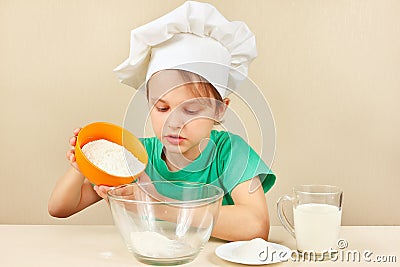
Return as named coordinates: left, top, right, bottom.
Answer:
left=113, top=1, right=257, bottom=98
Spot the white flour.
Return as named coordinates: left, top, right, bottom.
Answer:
left=82, top=139, right=145, bottom=177
left=130, top=231, right=194, bottom=258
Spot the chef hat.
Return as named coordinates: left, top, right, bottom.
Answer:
left=113, top=1, right=257, bottom=98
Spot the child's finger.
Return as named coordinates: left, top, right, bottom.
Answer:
left=66, top=149, right=80, bottom=171
left=66, top=150, right=75, bottom=162
left=66, top=150, right=72, bottom=160
left=94, top=186, right=109, bottom=200
left=73, top=128, right=81, bottom=136
left=69, top=136, right=76, bottom=146
left=99, top=185, right=113, bottom=194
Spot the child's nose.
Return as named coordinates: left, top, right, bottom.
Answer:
left=165, top=110, right=186, bottom=129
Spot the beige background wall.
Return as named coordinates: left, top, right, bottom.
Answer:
left=1, top=0, right=399, bottom=226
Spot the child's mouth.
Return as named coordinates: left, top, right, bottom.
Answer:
left=164, top=135, right=186, bottom=145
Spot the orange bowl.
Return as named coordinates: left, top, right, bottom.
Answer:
left=75, top=122, right=148, bottom=186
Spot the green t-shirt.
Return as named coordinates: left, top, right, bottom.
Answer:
left=139, top=130, right=276, bottom=205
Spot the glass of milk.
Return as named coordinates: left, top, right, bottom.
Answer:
left=277, top=185, right=343, bottom=257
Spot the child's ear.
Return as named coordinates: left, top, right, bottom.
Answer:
left=216, top=98, right=230, bottom=120
left=223, top=98, right=230, bottom=106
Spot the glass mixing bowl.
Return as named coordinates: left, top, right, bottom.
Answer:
left=107, top=181, right=224, bottom=265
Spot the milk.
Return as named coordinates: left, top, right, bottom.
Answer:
left=294, top=203, right=342, bottom=252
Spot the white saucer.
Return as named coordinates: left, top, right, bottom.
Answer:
left=215, top=240, right=292, bottom=265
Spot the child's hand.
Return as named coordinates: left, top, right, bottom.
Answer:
left=66, top=127, right=81, bottom=172
left=93, top=185, right=112, bottom=202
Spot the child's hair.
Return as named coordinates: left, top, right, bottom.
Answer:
left=178, top=70, right=223, bottom=102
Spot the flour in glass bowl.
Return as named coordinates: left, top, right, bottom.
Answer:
left=81, top=139, right=145, bottom=177
left=130, top=231, right=195, bottom=258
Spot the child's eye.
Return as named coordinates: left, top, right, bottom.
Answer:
left=156, top=106, right=169, bottom=112
left=184, top=109, right=200, bottom=115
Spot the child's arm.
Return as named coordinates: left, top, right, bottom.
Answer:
left=48, top=167, right=102, bottom=217
left=48, top=129, right=102, bottom=218
left=211, top=176, right=270, bottom=241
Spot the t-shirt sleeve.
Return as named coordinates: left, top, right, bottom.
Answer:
left=217, top=133, right=276, bottom=195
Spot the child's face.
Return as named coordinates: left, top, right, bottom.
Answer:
left=147, top=70, right=223, bottom=161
